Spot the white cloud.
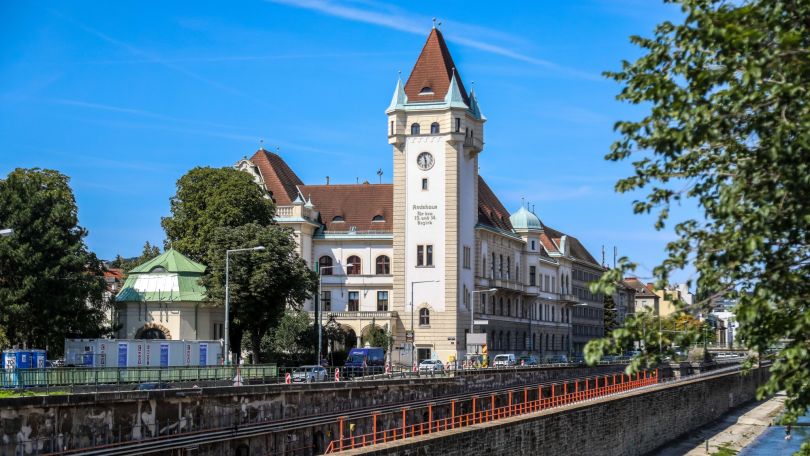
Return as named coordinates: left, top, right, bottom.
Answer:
left=267, top=0, right=600, bottom=80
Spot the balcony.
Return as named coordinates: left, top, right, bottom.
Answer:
left=475, top=276, right=525, bottom=293
left=309, top=311, right=399, bottom=321
left=558, top=294, right=578, bottom=303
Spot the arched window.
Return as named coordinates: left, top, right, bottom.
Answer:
left=419, top=308, right=430, bottom=326
left=318, top=256, right=333, bottom=275
left=332, top=215, right=344, bottom=222
left=150, top=266, right=167, bottom=273
left=499, top=255, right=503, bottom=278
left=346, top=255, right=361, bottom=275
left=419, top=86, right=434, bottom=95
left=375, top=255, right=390, bottom=275
left=490, top=252, right=495, bottom=277
left=482, top=257, right=486, bottom=277
left=507, top=298, right=512, bottom=316
left=506, top=257, right=511, bottom=280
left=430, top=122, right=440, bottom=134
left=372, top=214, right=384, bottom=222
left=411, top=123, right=421, bottom=135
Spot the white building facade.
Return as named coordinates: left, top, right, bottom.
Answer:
left=236, top=29, right=605, bottom=364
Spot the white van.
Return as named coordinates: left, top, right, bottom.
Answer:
left=493, top=354, right=516, bottom=368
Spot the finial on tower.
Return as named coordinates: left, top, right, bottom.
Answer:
left=259, top=139, right=264, bottom=150
left=432, top=17, right=436, bottom=29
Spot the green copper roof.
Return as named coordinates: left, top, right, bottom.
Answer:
left=116, top=249, right=208, bottom=302
left=509, top=206, right=543, bottom=231
left=129, top=248, right=206, bottom=274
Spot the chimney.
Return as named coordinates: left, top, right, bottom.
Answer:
left=326, top=176, right=330, bottom=185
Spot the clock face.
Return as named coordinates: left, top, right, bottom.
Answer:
left=416, top=152, right=434, bottom=170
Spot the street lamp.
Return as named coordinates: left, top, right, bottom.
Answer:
left=315, top=262, right=358, bottom=365
left=0, top=228, right=13, bottom=237
left=470, top=288, right=497, bottom=337
left=224, top=245, right=265, bottom=365
left=410, top=280, right=439, bottom=367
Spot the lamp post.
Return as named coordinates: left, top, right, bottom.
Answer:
left=410, top=280, right=439, bottom=367
left=224, top=246, right=265, bottom=365
left=471, top=288, right=497, bottom=338
left=0, top=228, right=13, bottom=237
left=315, top=262, right=358, bottom=365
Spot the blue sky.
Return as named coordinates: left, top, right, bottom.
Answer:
left=0, top=1, right=697, bottom=285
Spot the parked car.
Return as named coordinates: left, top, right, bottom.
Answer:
left=492, top=354, right=516, bottom=368
left=545, top=355, right=568, bottom=364
left=344, top=347, right=385, bottom=377
left=418, top=359, right=445, bottom=373
left=292, top=365, right=327, bottom=383
left=518, top=355, right=538, bottom=366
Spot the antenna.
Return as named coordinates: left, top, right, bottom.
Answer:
left=613, top=246, right=617, bottom=269
left=377, top=168, right=383, bottom=184
left=601, top=245, right=606, bottom=267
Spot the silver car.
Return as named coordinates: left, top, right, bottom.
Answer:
left=418, top=359, right=445, bottom=373
left=292, top=365, right=327, bottom=383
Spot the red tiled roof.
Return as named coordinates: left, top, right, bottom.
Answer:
left=404, top=28, right=469, bottom=105
left=477, top=176, right=513, bottom=232
left=542, top=224, right=600, bottom=266
left=104, top=268, right=124, bottom=279
left=250, top=149, right=304, bottom=205
left=299, top=184, right=393, bottom=233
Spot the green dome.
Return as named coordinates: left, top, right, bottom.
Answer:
left=509, top=206, right=543, bottom=231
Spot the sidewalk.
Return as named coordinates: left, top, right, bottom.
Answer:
left=653, top=393, right=787, bottom=455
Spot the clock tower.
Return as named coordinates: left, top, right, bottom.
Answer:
left=387, top=27, right=486, bottom=364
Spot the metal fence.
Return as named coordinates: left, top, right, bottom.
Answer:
left=0, top=364, right=278, bottom=390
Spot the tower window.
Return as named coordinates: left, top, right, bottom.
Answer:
left=430, top=122, right=440, bottom=134
left=455, top=117, right=461, bottom=132
left=419, top=87, right=434, bottom=95
left=390, top=120, right=394, bottom=135
left=421, top=178, right=428, bottom=191
left=332, top=215, right=344, bottom=222
left=372, top=215, right=385, bottom=222
left=419, top=308, right=430, bottom=326
left=411, top=123, right=421, bottom=135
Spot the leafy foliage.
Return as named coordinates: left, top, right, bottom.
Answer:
left=0, top=168, right=110, bottom=352
left=109, top=241, right=161, bottom=272
left=585, top=0, right=810, bottom=437
left=364, top=320, right=393, bottom=352
left=261, top=310, right=317, bottom=366
left=161, top=167, right=275, bottom=263
left=202, top=223, right=317, bottom=363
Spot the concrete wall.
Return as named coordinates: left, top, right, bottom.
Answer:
left=341, top=366, right=770, bottom=456
left=0, top=364, right=625, bottom=455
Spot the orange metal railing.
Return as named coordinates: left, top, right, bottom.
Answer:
left=324, top=369, right=658, bottom=453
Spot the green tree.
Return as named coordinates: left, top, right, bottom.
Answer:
left=365, top=320, right=393, bottom=352
left=110, top=241, right=161, bottom=272
left=0, top=168, right=109, bottom=352
left=603, top=294, right=619, bottom=334
left=161, top=167, right=275, bottom=263
left=261, top=310, right=317, bottom=366
left=202, top=223, right=317, bottom=364
left=585, top=0, right=810, bottom=438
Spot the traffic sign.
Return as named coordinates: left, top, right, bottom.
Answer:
left=473, top=319, right=489, bottom=325
left=405, top=330, right=414, bottom=342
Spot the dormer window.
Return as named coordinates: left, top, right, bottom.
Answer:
left=411, top=123, right=421, bottom=135
left=372, top=215, right=384, bottom=222
left=430, top=122, right=440, bottom=134
left=150, top=266, right=166, bottom=273
left=419, top=87, right=434, bottom=95
left=332, top=215, right=345, bottom=222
